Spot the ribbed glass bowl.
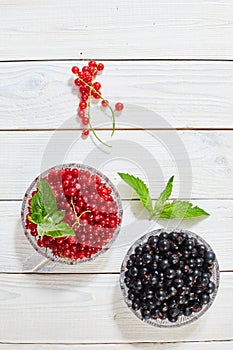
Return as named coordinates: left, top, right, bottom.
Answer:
left=21, top=163, right=123, bottom=264
left=120, top=228, right=220, bottom=328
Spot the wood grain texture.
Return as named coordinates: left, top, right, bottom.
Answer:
left=1, top=130, right=233, bottom=200
left=1, top=200, right=232, bottom=273
left=1, top=61, right=233, bottom=129
left=0, top=273, right=231, bottom=343
left=1, top=1, right=233, bottom=60
left=0, top=342, right=232, bottom=349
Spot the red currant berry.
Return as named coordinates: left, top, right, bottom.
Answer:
left=74, top=78, right=81, bottom=86
left=82, top=129, right=89, bottom=137
left=80, top=86, right=88, bottom=94
left=92, top=91, right=100, bottom=99
left=71, top=168, right=79, bottom=178
left=101, top=100, right=108, bottom=107
left=75, top=183, right=81, bottom=190
left=79, top=101, right=87, bottom=110
left=78, top=72, right=84, bottom=80
left=64, top=249, right=71, bottom=257
left=88, top=60, right=97, bottom=68
left=93, top=82, right=101, bottom=90
left=71, top=66, right=79, bottom=74
left=81, top=94, right=89, bottom=102
left=115, top=102, right=124, bottom=111
left=89, top=66, right=97, bottom=76
left=97, top=63, right=104, bottom=71
left=37, top=238, right=44, bottom=247
left=67, top=236, right=78, bottom=245
left=63, top=179, right=69, bottom=188
left=82, top=66, right=90, bottom=73
left=78, top=109, right=85, bottom=118
left=82, top=117, right=89, bottom=126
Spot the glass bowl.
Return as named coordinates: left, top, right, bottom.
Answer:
left=21, top=163, right=123, bottom=264
left=120, top=228, right=220, bottom=328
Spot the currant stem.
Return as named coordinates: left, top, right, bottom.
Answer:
left=70, top=197, right=91, bottom=229
left=79, top=210, right=92, bottom=219
left=87, top=80, right=112, bottom=148
left=77, top=75, right=116, bottom=137
left=70, top=197, right=79, bottom=222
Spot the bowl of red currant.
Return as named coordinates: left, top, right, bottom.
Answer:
left=120, top=228, right=219, bottom=327
left=21, top=163, right=123, bottom=264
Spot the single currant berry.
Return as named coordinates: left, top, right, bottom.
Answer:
left=93, top=82, right=101, bottom=90
left=89, top=66, right=97, bottom=76
left=141, top=309, right=150, bottom=319
left=158, top=239, right=170, bottom=251
left=81, top=94, right=89, bottom=102
left=79, top=101, right=87, bottom=110
left=97, top=63, right=104, bottom=71
left=78, top=72, right=84, bottom=80
left=205, top=251, right=216, bottom=264
left=80, top=86, right=88, bottom=95
left=78, top=109, right=85, bottom=118
left=88, top=60, right=97, bottom=68
left=72, top=66, right=79, bottom=74
left=82, top=66, right=90, bottom=73
left=115, top=102, right=124, bottom=111
left=82, top=129, right=89, bottom=137
left=37, top=238, right=44, bottom=247
left=101, top=100, right=109, bottom=107
left=92, top=91, right=100, bottom=99
left=74, top=78, right=81, bottom=86
left=82, top=117, right=89, bottom=126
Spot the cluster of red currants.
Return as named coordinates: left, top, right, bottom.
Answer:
left=71, top=60, right=124, bottom=146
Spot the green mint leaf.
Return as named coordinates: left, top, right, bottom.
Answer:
left=37, top=221, right=75, bottom=238
left=118, top=172, right=153, bottom=215
left=56, top=222, right=76, bottom=236
left=157, top=200, right=210, bottom=219
left=28, top=212, right=44, bottom=224
left=50, top=210, right=65, bottom=224
left=153, top=176, right=174, bottom=215
left=38, top=178, right=57, bottom=215
left=30, top=192, right=46, bottom=217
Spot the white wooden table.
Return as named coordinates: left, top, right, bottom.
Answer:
left=0, top=1, right=233, bottom=349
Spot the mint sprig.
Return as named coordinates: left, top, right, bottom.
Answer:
left=118, top=173, right=209, bottom=219
left=28, top=178, right=75, bottom=238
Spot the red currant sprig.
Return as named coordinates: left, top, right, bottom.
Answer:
left=71, top=61, right=124, bottom=147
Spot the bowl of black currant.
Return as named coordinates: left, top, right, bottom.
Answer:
left=120, top=228, right=219, bottom=327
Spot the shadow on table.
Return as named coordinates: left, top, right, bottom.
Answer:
left=14, top=217, right=46, bottom=272
left=113, top=283, right=200, bottom=342
left=14, top=217, right=113, bottom=273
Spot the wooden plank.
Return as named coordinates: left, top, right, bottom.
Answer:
left=0, top=130, right=233, bottom=199
left=1, top=61, right=233, bottom=130
left=0, top=341, right=232, bottom=349
left=1, top=200, right=231, bottom=273
left=1, top=1, right=233, bottom=60
left=0, top=273, right=231, bottom=343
